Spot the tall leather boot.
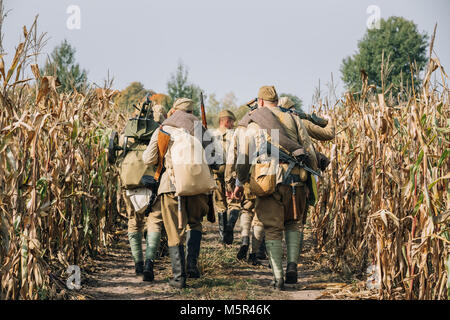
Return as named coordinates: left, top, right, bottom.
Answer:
left=143, top=259, right=154, bottom=282
left=265, top=239, right=284, bottom=290
left=186, top=230, right=202, bottom=278
left=128, top=232, right=144, bottom=275
left=168, top=245, right=186, bottom=289
left=250, top=226, right=265, bottom=264
left=143, top=232, right=160, bottom=282
left=285, top=230, right=300, bottom=284
left=236, top=236, right=249, bottom=261
left=218, top=211, right=227, bottom=243
left=223, top=209, right=240, bottom=245
left=256, top=239, right=267, bottom=260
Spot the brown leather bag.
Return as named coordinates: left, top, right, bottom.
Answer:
left=249, top=161, right=277, bottom=197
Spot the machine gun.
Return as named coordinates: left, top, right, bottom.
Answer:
left=107, top=95, right=159, bottom=164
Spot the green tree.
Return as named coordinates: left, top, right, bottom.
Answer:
left=116, top=82, right=153, bottom=112
left=42, top=39, right=88, bottom=93
left=206, top=92, right=240, bottom=127
left=279, top=93, right=303, bottom=110
left=341, top=16, right=428, bottom=95
left=233, top=104, right=249, bottom=123
left=206, top=93, right=221, bottom=126
left=167, top=61, right=203, bottom=116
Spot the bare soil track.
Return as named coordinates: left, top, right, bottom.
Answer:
left=79, top=218, right=364, bottom=300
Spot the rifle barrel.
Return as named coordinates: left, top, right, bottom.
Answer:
left=246, top=98, right=257, bottom=107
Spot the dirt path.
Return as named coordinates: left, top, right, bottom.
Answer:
left=80, top=219, right=357, bottom=300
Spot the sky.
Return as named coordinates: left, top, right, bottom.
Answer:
left=3, top=0, right=450, bottom=109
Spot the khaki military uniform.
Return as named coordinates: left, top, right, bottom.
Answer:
left=236, top=106, right=318, bottom=240
left=278, top=96, right=335, bottom=256
left=125, top=196, right=163, bottom=234
left=295, top=117, right=335, bottom=231
left=142, top=124, right=208, bottom=247
left=212, top=127, right=241, bottom=214
left=119, top=132, right=164, bottom=236
left=301, top=120, right=335, bottom=142
left=118, top=105, right=167, bottom=276
left=160, top=192, right=209, bottom=247
left=225, top=127, right=264, bottom=240
left=143, top=100, right=211, bottom=288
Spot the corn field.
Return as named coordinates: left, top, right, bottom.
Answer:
left=311, top=56, right=450, bottom=299
left=0, top=30, right=128, bottom=299
left=1, top=21, right=449, bottom=300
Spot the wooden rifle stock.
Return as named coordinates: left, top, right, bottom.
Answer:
left=291, top=184, right=298, bottom=221
left=177, top=196, right=183, bottom=229
left=155, top=127, right=171, bottom=182
left=200, top=92, right=207, bottom=129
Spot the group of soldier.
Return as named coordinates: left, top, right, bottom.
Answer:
left=121, top=85, right=335, bottom=291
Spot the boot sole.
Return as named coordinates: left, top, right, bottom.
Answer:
left=285, top=273, right=298, bottom=284
left=186, top=270, right=200, bottom=278
left=169, top=282, right=186, bottom=289
left=237, top=245, right=249, bottom=260
left=143, top=272, right=154, bottom=282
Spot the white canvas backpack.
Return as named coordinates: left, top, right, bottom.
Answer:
left=166, top=127, right=216, bottom=196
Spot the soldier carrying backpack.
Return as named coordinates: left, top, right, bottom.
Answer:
left=142, top=98, right=216, bottom=289
left=108, top=97, right=167, bottom=282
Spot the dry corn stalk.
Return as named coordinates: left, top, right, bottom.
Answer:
left=311, top=56, right=449, bottom=300
left=0, top=33, right=126, bottom=299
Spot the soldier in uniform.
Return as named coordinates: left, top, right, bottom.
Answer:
left=225, top=121, right=266, bottom=265
left=278, top=97, right=335, bottom=253
left=123, top=103, right=167, bottom=281
left=278, top=97, right=335, bottom=142
left=142, top=98, right=211, bottom=289
left=211, top=110, right=241, bottom=245
left=233, top=86, right=319, bottom=290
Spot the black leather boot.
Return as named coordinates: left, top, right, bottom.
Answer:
left=168, top=245, right=186, bottom=289
left=186, top=230, right=202, bottom=278
left=143, top=259, right=154, bottom=282
left=135, top=261, right=144, bottom=275
left=223, top=209, right=240, bottom=245
left=247, top=253, right=261, bottom=266
left=218, top=212, right=227, bottom=243
left=285, top=262, right=298, bottom=284
left=236, top=236, right=249, bottom=260
left=256, top=238, right=267, bottom=260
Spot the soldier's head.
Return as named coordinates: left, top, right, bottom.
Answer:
left=173, top=98, right=194, bottom=114
left=278, top=96, right=295, bottom=110
left=257, top=86, right=278, bottom=108
left=152, top=104, right=167, bottom=124
left=218, top=109, right=236, bottom=129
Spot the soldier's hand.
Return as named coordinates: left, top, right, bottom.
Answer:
left=233, top=186, right=244, bottom=200
left=226, top=190, right=234, bottom=199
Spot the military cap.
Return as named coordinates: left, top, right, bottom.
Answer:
left=258, top=85, right=278, bottom=102
left=173, top=98, right=194, bottom=112
left=279, top=96, right=295, bottom=109
left=219, top=109, right=236, bottom=121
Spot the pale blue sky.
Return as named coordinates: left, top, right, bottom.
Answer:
left=3, top=0, right=450, bottom=109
